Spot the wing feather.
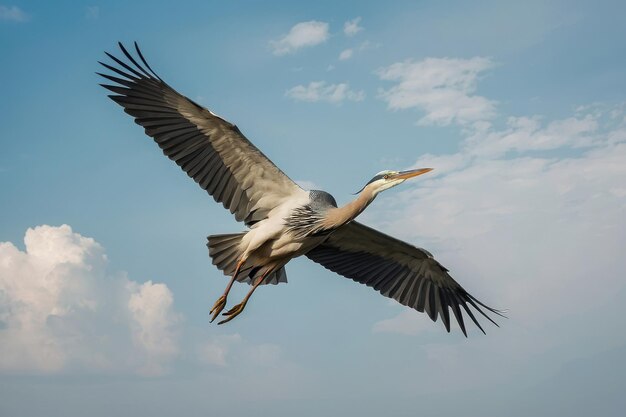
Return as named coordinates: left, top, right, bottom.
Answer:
left=99, top=42, right=305, bottom=225
left=306, top=221, right=504, bottom=335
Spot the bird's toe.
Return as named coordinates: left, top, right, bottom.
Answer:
left=209, top=295, right=227, bottom=323
left=217, top=302, right=247, bottom=324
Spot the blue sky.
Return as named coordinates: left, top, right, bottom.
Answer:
left=1, top=1, right=625, bottom=416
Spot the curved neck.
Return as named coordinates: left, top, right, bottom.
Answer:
left=322, top=187, right=377, bottom=230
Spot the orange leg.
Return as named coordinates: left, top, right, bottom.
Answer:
left=217, top=269, right=270, bottom=325
left=209, top=259, right=245, bottom=323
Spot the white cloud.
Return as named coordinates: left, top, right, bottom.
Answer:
left=0, top=5, right=28, bottom=22
left=358, top=40, right=378, bottom=51
left=338, top=42, right=379, bottom=62
left=370, top=104, right=626, bottom=336
left=344, top=17, right=363, bottom=36
left=339, top=48, right=353, bottom=61
left=270, top=20, right=329, bottom=56
left=0, top=225, right=181, bottom=375
left=0, top=225, right=289, bottom=379
left=377, top=57, right=496, bottom=126
left=128, top=281, right=181, bottom=376
left=286, top=81, right=365, bottom=104
left=465, top=114, right=600, bottom=157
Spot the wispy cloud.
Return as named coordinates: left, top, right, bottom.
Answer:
left=465, top=114, right=600, bottom=157
left=344, top=17, right=363, bottom=37
left=338, top=41, right=378, bottom=62
left=377, top=57, right=496, bottom=126
left=286, top=81, right=365, bottom=104
left=339, top=48, right=353, bottom=61
left=0, top=5, right=28, bottom=22
left=270, top=20, right=329, bottom=56
left=85, top=5, right=99, bottom=20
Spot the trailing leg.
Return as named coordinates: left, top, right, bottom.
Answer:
left=209, top=258, right=244, bottom=322
left=217, top=269, right=270, bottom=325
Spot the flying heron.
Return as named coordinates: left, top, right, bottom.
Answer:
left=98, top=43, right=503, bottom=334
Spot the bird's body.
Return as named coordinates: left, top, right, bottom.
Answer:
left=209, top=189, right=342, bottom=286
left=99, top=43, right=503, bottom=333
left=219, top=190, right=330, bottom=284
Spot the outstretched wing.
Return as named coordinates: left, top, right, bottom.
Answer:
left=98, top=42, right=306, bottom=225
left=306, top=221, right=504, bottom=335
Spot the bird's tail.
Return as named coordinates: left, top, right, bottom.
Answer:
left=207, top=233, right=245, bottom=277
left=206, top=233, right=287, bottom=285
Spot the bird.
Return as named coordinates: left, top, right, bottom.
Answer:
left=98, top=42, right=504, bottom=334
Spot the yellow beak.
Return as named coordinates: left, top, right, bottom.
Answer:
left=392, top=168, right=433, bottom=180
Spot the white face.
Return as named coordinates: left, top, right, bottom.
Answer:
left=357, top=168, right=433, bottom=195
left=367, top=170, right=405, bottom=195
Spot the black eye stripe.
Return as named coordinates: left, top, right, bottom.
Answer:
left=355, top=173, right=390, bottom=194
left=366, top=174, right=385, bottom=185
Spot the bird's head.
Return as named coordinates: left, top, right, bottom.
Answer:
left=355, top=168, right=433, bottom=195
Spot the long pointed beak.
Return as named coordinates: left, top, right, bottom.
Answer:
left=392, top=168, right=433, bottom=180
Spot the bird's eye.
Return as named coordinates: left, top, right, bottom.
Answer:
left=383, top=174, right=389, bottom=179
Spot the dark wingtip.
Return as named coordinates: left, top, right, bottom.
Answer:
left=460, top=301, right=486, bottom=335
left=104, top=50, right=144, bottom=80
left=134, top=41, right=162, bottom=81
left=465, top=296, right=502, bottom=328
left=471, top=295, right=508, bottom=319
left=117, top=41, right=153, bottom=79
left=493, top=308, right=509, bottom=319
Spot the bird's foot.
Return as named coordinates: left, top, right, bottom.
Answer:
left=209, top=295, right=227, bottom=323
left=217, top=301, right=247, bottom=325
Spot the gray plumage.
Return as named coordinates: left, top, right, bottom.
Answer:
left=284, top=190, right=338, bottom=238
left=309, top=190, right=338, bottom=209
left=98, top=42, right=504, bottom=332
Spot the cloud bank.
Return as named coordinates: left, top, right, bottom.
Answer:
left=371, top=102, right=626, bottom=337
left=0, top=225, right=180, bottom=375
